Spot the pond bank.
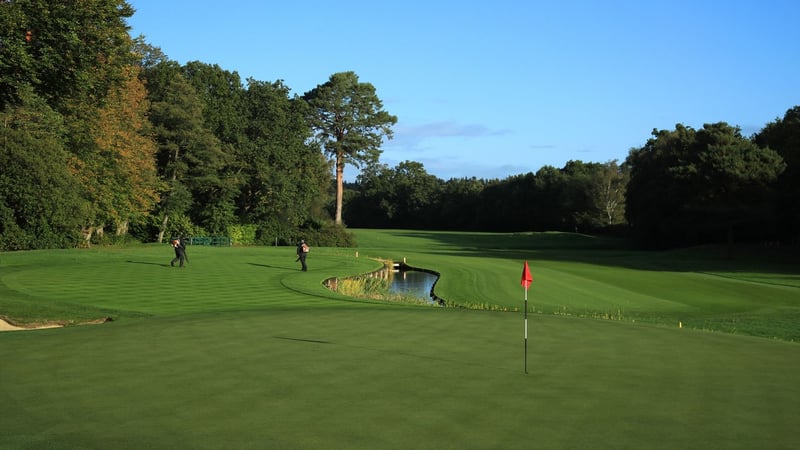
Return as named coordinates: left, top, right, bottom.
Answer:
left=324, top=260, right=444, bottom=305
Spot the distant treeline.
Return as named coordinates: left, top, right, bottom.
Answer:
left=1, top=1, right=798, bottom=251
left=345, top=111, right=799, bottom=249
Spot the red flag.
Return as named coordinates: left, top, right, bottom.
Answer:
left=521, top=260, right=533, bottom=289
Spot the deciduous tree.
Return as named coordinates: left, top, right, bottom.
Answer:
left=242, top=79, right=329, bottom=241
left=86, top=65, right=160, bottom=238
left=626, top=123, right=785, bottom=248
left=753, top=106, right=800, bottom=242
left=147, top=70, right=228, bottom=241
left=0, top=87, right=84, bottom=249
left=587, top=160, right=628, bottom=226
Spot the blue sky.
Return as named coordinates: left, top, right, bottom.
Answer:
left=126, top=0, right=800, bottom=181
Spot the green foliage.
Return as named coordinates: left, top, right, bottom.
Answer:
left=254, top=217, right=295, bottom=246
left=0, top=1, right=166, bottom=250
left=240, top=79, right=329, bottom=231
left=297, top=221, right=355, bottom=248
left=179, top=62, right=245, bottom=234
left=304, top=72, right=397, bottom=170
left=346, top=159, right=629, bottom=233
left=435, top=176, right=486, bottom=229
left=146, top=68, right=233, bottom=236
left=0, top=0, right=34, bottom=107
left=753, top=106, right=800, bottom=242
left=347, top=161, right=443, bottom=229
left=0, top=0, right=134, bottom=111
left=626, top=123, right=785, bottom=247
left=345, top=163, right=396, bottom=227
left=0, top=88, right=84, bottom=249
left=164, top=213, right=205, bottom=239
left=182, top=61, right=246, bottom=147
left=227, top=223, right=257, bottom=246
left=254, top=216, right=354, bottom=247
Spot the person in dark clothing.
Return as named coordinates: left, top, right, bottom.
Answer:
left=170, top=237, right=187, bottom=267
left=296, top=239, right=309, bottom=271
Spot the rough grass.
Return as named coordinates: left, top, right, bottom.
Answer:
left=1, top=230, right=799, bottom=449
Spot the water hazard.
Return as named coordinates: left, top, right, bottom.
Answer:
left=389, top=269, right=439, bottom=303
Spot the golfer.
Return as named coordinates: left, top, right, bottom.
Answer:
left=296, top=239, right=309, bottom=271
left=170, top=237, right=187, bottom=268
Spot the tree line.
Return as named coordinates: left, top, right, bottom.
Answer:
left=1, top=1, right=798, bottom=251
left=346, top=110, right=799, bottom=249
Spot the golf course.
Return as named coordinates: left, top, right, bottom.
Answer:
left=1, top=229, right=798, bottom=449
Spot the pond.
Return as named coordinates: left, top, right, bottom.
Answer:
left=389, top=269, right=439, bottom=303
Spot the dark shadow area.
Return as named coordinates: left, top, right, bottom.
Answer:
left=273, top=336, right=331, bottom=344
left=390, top=231, right=800, bottom=277
left=126, top=260, right=170, bottom=267
left=247, top=262, right=293, bottom=271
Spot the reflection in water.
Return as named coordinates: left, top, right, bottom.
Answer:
left=389, top=270, right=438, bottom=303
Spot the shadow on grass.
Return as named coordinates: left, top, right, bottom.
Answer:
left=126, top=260, right=170, bottom=267
left=273, top=336, right=331, bottom=344
left=247, top=262, right=295, bottom=271
left=391, top=231, right=800, bottom=277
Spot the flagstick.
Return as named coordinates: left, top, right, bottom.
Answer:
left=524, top=287, right=528, bottom=374
left=520, top=260, right=532, bottom=375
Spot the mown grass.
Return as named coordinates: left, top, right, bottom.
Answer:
left=352, top=229, right=800, bottom=341
left=0, top=244, right=383, bottom=324
left=1, top=230, right=799, bottom=449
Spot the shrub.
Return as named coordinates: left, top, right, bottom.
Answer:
left=228, top=224, right=258, bottom=246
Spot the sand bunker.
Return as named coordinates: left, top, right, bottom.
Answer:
left=0, top=317, right=111, bottom=332
left=0, top=318, right=63, bottom=332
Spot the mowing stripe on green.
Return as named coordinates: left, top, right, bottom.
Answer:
left=1, top=309, right=798, bottom=449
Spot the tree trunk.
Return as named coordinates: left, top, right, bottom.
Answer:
left=115, top=220, right=129, bottom=236
left=157, top=213, right=169, bottom=243
left=335, top=152, right=344, bottom=225
left=80, top=226, right=93, bottom=248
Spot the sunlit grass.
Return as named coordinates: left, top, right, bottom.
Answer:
left=1, top=230, right=799, bottom=449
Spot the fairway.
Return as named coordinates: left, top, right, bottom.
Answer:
left=1, top=230, right=799, bottom=449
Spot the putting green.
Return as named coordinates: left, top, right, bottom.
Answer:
left=1, top=309, right=797, bottom=449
